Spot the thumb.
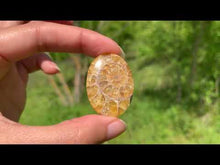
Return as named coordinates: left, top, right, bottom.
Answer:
left=0, top=114, right=126, bottom=144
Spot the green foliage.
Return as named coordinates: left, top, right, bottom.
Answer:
left=19, top=72, right=220, bottom=143
left=20, top=21, right=220, bottom=143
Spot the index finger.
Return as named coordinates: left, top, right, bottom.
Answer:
left=0, top=21, right=122, bottom=62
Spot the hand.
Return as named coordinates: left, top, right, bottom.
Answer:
left=0, top=21, right=126, bottom=144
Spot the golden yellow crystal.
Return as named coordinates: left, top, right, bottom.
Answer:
left=86, top=54, right=134, bottom=117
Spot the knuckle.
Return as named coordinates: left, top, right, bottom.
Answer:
left=28, top=21, right=48, bottom=52
left=65, top=125, right=83, bottom=144
left=58, top=121, right=83, bottom=144
left=71, top=126, right=82, bottom=143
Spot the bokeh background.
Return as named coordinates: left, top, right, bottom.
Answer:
left=19, top=21, right=220, bottom=144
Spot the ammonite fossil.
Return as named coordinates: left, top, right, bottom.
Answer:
left=86, top=54, right=134, bottom=117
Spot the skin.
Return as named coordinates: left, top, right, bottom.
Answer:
left=0, top=21, right=126, bottom=144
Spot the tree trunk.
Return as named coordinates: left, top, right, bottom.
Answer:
left=80, top=57, right=89, bottom=92
left=56, top=73, right=74, bottom=105
left=216, top=75, right=220, bottom=96
left=47, top=75, right=68, bottom=106
left=176, top=67, right=182, bottom=103
left=189, top=22, right=206, bottom=87
left=96, top=21, right=105, bottom=32
left=71, top=55, right=81, bottom=103
left=173, top=21, right=182, bottom=103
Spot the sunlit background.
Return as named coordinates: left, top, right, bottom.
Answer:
left=20, top=21, right=220, bottom=144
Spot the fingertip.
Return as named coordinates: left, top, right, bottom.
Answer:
left=73, top=27, right=122, bottom=57
left=106, top=119, right=127, bottom=140
left=64, top=114, right=127, bottom=143
left=92, top=37, right=122, bottom=57
left=41, top=61, right=61, bottom=74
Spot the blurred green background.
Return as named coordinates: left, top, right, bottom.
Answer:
left=19, top=21, right=220, bottom=144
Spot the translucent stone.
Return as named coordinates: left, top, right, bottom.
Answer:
left=86, top=54, right=134, bottom=117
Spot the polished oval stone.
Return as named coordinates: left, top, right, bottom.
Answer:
left=86, top=54, right=134, bottom=117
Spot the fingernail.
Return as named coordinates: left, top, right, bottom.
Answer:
left=118, top=46, right=126, bottom=59
left=107, top=119, right=127, bottom=140
left=54, top=65, right=61, bottom=72
left=49, top=62, right=61, bottom=72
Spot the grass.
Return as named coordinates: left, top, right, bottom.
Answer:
left=19, top=61, right=220, bottom=144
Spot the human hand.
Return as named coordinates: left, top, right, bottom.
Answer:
left=0, top=21, right=126, bottom=144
